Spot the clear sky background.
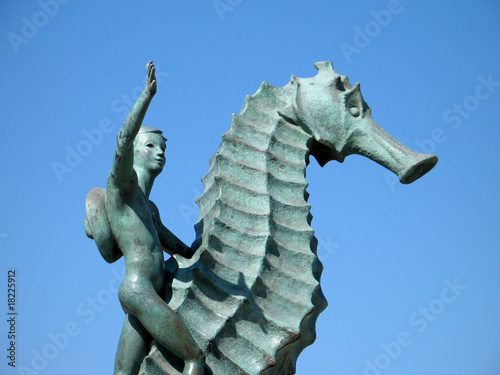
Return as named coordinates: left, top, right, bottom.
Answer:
left=1, top=1, right=499, bottom=375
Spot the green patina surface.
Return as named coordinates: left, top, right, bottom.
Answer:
left=86, top=61, right=437, bottom=375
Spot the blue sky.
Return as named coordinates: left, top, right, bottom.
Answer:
left=1, top=1, right=499, bottom=374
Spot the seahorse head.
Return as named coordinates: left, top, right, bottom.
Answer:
left=286, top=62, right=437, bottom=184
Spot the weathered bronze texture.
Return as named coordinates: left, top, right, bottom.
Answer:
left=85, top=62, right=204, bottom=375
left=86, top=61, right=437, bottom=375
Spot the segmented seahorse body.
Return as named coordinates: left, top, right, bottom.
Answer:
left=142, top=81, right=327, bottom=375
left=140, top=61, right=439, bottom=375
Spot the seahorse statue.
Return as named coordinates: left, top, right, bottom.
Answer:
left=137, top=61, right=437, bottom=375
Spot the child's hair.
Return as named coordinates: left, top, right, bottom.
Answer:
left=134, top=126, right=168, bottom=146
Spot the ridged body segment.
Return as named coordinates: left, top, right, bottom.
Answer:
left=143, top=81, right=328, bottom=375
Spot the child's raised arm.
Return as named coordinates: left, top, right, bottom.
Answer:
left=107, top=61, right=157, bottom=189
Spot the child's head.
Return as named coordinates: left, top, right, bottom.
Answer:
left=133, top=126, right=168, bottom=175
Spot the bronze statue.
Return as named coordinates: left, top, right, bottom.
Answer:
left=86, top=61, right=437, bottom=375
left=85, top=61, right=204, bottom=375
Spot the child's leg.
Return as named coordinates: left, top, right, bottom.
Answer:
left=114, top=313, right=152, bottom=375
left=119, top=280, right=204, bottom=375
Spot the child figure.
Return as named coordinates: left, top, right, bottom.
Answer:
left=85, top=61, right=204, bottom=375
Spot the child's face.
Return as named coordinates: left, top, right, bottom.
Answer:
left=133, top=133, right=166, bottom=174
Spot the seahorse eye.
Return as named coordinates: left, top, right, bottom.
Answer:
left=349, top=107, right=360, bottom=117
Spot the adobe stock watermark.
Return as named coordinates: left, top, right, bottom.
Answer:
left=0, top=233, right=8, bottom=244
left=178, top=187, right=202, bottom=225
left=358, top=277, right=467, bottom=375
left=316, top=235, right=341, bottom=263
left=213, top=0, right=244, bottom=21
left=385, top=73, right=500, bottom=192
left=340, top=0, right=408, bottom=64
left=7, top=0, right=71, bottom=55
left=16, top=267, right=125, bottom=375
left=51, top=66, right=169, bottom=183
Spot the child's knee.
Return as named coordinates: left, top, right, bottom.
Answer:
left=118, top=280, right=144, bottom=314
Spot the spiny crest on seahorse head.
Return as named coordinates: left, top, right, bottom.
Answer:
left=286, top=61, right=353, bottom=91
left=242, top=61, right=362, bottom=123
left=312, top=62, right=370, bottom=117
left=245, top=61, right=357, bottom=113
left=286, top=61, right=371, bottom=128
